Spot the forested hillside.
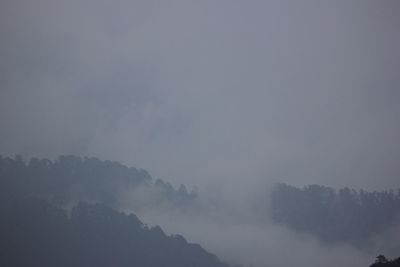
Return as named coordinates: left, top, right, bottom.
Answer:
left=0, top=155, right=229, bottom=267
left=0, top=155, right=197, bottom=211
left=370, top=255, right=400, bottom=267
left=270, top=183, right=400, bottom=247
left=1, top=155, right=399, bottom=267
left=0, top=197, right=228, bottom=267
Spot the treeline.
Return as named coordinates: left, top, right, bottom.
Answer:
left=0, top=155, right=197, bottom=211
left=0, top=197, right=228, bottom=267
left=270, top=183, right=400, bottom=246
left=370, top=255, right=400, bottom=267
left=2, top=155, right=399, bottom=266
left=0, top=155, right=228, bottom=267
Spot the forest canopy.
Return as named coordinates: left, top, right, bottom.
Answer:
left=270, top=183, right=400, bottom=246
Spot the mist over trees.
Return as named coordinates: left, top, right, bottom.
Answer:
left=1, top=155, right=399, bottom=267
left=0, top=197, right=228, bottom=267
left=0, top=155, right=228, bottom=267
left=270, top=183, right=400, bottom=247
left=0, top=155, right=197, bottom=212
left=370, top=255, right=400, bottom=267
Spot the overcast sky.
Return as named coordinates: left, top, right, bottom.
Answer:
left=1, top=0, right=400, bottom=191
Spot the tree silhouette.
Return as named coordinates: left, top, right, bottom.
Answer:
left=0, top=197, right=228, bottom=267
left=270, top=183, right=400, bottom=247
left=370, top=255, right=400, bottom=267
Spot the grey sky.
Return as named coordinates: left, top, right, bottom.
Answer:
left=1, top=0, right=400, bottom=191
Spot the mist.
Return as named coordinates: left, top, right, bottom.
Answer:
left=138, top=208, right=370, bottom=267
left=131, top=182, right=400, bottom=267
left=1, top=1, right=400, bottom=267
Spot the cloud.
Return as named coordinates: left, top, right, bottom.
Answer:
left=136, top=200, right=372, bottom=267
left=1, top=1, right=400, bottom=265
left=1, top=0, right=399, bottom=190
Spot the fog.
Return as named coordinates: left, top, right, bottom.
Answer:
left=1, top=1, right=400, bottom=266
left=138, top=208, right=371, bottom=267
left=126, top=182, right=400, bottom=267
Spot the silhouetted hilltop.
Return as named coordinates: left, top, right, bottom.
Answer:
left=2, top=155, right=400, bottom=267
left=370, top=255, right=400, bottom=267
left=0, top=155, right=197, bottom=211
left=270, top=183, right=400, bottom=247
left=0, top=155, right=230, bottom=267
left=0, top=197, right=228, bottom=267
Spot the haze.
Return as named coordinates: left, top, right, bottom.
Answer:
left=1, top=1, right=400, bottom=267
left=1, top=0, right=400, bottom=190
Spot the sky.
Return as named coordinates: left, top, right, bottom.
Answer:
left=1, top=0, right=400, bottom=192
